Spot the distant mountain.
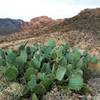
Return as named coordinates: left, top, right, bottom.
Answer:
left=21, top=8, right=100, bottom=35
left=0, top=8, right=100, bottom=37
left=0, top=18, right=23, bottom=35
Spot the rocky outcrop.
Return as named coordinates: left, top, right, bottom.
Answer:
left=21, top=16, right=57, bottom=31
left=0, top=18, right=23, bottom=35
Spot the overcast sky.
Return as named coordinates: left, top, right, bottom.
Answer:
left=0, top=0, right=100, bottom=21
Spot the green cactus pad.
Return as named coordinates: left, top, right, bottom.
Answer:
left=33, top=83, right=46, bottom=95
left=68, top=74, right=84, bottom=91
left=4, top=66, right=18, bottom=81
left=56, top=66, right=66, bottom=81
left=24, top=67, right=38, bottom=81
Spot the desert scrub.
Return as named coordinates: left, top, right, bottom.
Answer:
left=0, top=39, right=98, bottom=100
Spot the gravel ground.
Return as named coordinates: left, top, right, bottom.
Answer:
left=42, top=77, right=100, bottom=100
left=42, top=86, right=91, bottom=100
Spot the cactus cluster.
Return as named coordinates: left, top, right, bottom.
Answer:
left=0, top=39, right=98, bottom=100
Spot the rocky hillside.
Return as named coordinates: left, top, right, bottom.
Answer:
left=0, top=8, right=100, bottom=35
left=0, top=18, right=23, bottom=35
left=0, top=16, right=62, bottom=36
left=62, top=8, right=100, bottom=35
left=0, top=8, right=100, bottom=39
left=21, top=16, right=59, bottom=30
left=20, top=8, right=100, bottom=36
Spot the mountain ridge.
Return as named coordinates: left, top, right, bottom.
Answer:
left=0, top=8, right=100, bottom=37
left=0, top=18, right=23, bottom=35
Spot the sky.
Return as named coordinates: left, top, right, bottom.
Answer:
left=0, top=0, right=100, bottom=21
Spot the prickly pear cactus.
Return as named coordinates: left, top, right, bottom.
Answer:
left=24, top=67, right=38, bottom=81
left=32, top=93, right=38, bottom=100
left=6, top=51, right=16, bottom=65
left=41, top=63, right=51, bottom=74
left=27, top=75, right=37, bottom=91
left=0, top=49, right=5, bottom=66
left=56, top=66, right=66, bottom=81
left=33, top=83, right=46, bottom=95
left=31, top=58, right=41, bottom=69
left=47, top=39, right=56, bottom=48
left=66, top=64, right=73, bottom=76
left=90, top=55, right=98, bottom=64
left=16, top=49, right=27, bottom=65
left=0, top=39, right=98, bottom=99
left=0, top=58, right=5, bottom=66
left=67, top=49, right=81, bottom=64
left=4, top=66, right=18, bottom=81
left=40, top=74, right=55, bottom=90
left=76, top=58, right=84, bottom=69
left=68, top=74, right=84, bottom=91
left=0, top=49, right=5, bottom=59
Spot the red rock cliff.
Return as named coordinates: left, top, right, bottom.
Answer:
left=21, top=16, right=57, bottom=31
